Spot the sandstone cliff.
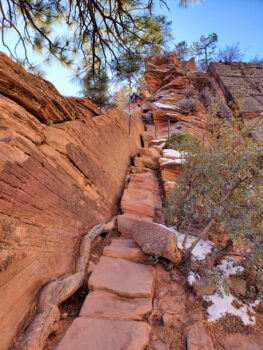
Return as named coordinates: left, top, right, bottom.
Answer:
left=142, top=53, right=263, bottom=143
left=0, top=53, right=143, bottom=350
left=1, top=50, right=263, bottom=349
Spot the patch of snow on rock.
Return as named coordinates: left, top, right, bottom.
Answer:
left=173, top=230, right=214, bottom=260
left=160, top=157, right=184, bottom=165
left=218, top=258, right=245, bottom=277
left=203, top=258, right=258, bottom=325
left=154, top=102, right=180, bottom=110
left=203, top=291, right=259, bottom=325
left=154, top=225, right=214, bottom=260
left=162, top=149, right=183, bottom=159
left=151, top=139, right=167, bottom=143
left=188, top=272, right=198, bottom=286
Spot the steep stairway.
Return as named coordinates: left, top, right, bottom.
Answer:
left=56, top=125, right=164, bottom=350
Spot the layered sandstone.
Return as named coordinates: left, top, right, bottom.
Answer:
left=209, top=61, right=263, bottom=119
left=0, top=53, right=143, bottom=350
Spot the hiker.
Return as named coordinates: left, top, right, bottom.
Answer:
left=129, top=92, right=142, bottom=105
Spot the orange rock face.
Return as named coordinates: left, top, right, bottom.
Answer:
left=0, top=53, right=144, bottom=349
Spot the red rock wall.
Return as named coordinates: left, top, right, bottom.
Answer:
left=209, top=62, right=263, bottom=119
left=0, top=53, right=143, bottom=350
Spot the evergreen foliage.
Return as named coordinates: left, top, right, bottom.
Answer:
left=0, top=0, right=197, bottom=77
left=80, top=69, right=115, bottom=108
left=164, top=105, right=263, bottom=298
left=174, top=41, right=189, bottom=61
left=190, top=33, right=218, bottom=71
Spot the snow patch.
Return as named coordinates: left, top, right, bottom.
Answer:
left=151, top=139, right=167, bottom=143
left=154, top=224, right=214, bottom=260
left=162, top=149, right=183, bottom=159
left=154, top=102, right=180, bottom=110
left=174, top=230, right=214, bottom=260
left=159, top=142, right=166, bottom=149
left=188, top=272, right=198, bottom=286
left=204, top=291, right=259, bottom=325
left=160, top=157, right=184, bottom=165
left=218, top=258, right=245, bottom=277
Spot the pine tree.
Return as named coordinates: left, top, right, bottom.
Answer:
left=0, top=0, right=195, bottom=77
left=191, top=33, right=218, bottom=71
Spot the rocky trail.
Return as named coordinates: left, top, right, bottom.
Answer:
left=53, top=108, right=263, bottom=349
left=1, top=52, right=263, bottom=350
left=52, top=113, right=221, bottom=350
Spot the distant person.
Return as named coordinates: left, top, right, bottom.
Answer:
left=130, top=93, right=142, bottom=105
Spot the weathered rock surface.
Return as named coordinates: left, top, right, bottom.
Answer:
left=121, top=188, right=161, bottom=219
left=209, top=62, right=263, bottom=119
left=103, top=238, right=145, bottom=261
left=0, top=54, right=144, bottom=349
left=187, top=321, right=215, bottom=350
left=132, top=221, right=182, bottom=263
left=128, top=172, right=160, bottom=194
left=220, top=334, right=263, bottom=350
left=117, top=214, right=153, bottom=237
left=0, top=52, right=100, bottom=123
left=80, top=290, right=152, bottom=320
left=88, top=256, right=155, bottom=298
left=134, top=155, right=159, bottom=169
left=56, top=318, right=151, bottom=350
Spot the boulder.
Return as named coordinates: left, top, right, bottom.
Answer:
left=132, top=221, right=182, bottom=264
left=117, top=214, right=153, bottom=237
left=160, top=294, right=186, bottom=326
left=142, top=130, right=155, bottom=147
left=131, top=166, right=155, bottom=174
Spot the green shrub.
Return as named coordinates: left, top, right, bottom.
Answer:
left=165, top=132, right=201, bottom=151
left=164, top=106, right=263, bottom=300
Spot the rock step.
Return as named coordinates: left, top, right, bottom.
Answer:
left=56, top=318, right=151, bottom=350
left=117, top=214, right=153, bottom=237
left=121, top=187, right=161, bottom=219
left=127, top=172, right=160, bottom=194
left=88, top=256, right=156, bottom=298
left=80, top=290, right=152, bottom=320
left=103, top=238, right=145, bottom=261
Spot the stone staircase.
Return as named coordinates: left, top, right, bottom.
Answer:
left=56, top=125, right=164, bottom=350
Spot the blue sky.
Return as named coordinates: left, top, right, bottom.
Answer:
left=1, top=0, right=262, bottom=96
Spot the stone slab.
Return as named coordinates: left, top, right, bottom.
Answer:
left=117, top=214, right=153, bottom=237
left=103, top=238, right=145, bottom=261
left=56, top=318, right=151, bottom=350
left=88, top=256, right=155, bottom=298
left=80, top=290, right=152, bottom=320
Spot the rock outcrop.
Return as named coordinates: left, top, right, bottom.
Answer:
left=209, top=62, right=263, bottom=119
left=0, top=52, right=143, bottom=350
